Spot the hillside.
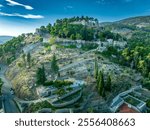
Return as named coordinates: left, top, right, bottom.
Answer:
left=0, top=16, right=150, bottom=113
left=0, top=36, right=13, bottom=44
left=118, top=15, right=150, bottom=27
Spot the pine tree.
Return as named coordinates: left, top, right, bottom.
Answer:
left=106, top=74, right=111, bottom=92
left=51, top=54, right=59, bottom=75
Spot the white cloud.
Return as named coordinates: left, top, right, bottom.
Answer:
left=0, top=4, right=4, bottom=10
left=64, top=5, right=73, bottom=10
left=6, top=0, right=33, bottom=10
left=0, top=12, right=44, bottom=19
left=66, top=5, right=73, bottom=9
left=0, top=4, right=4, bottom=7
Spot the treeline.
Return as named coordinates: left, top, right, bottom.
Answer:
left=0, top=35, right=25, bottom=64
left=121, top=42, right=150, bottom=77
left=120, top=40, right=150, bottom=90
left=37, top=16, right=123, bottom=41
left=0, top=35, right=24, bottom=56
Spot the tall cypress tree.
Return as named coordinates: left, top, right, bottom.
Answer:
left=97, top=70, right=101, bottom=89
left=94, top=58, right=98, bottom=79
left=21, top=53, right=26, bottom=67
left=27, top=52, right=31, bottom=67
left=106, top=74, right=111, bottom=92
left=98, top=71, right=104, bottom=96
left=36, top=65, right=46, bottom=85
left=41, top=65, right=46, bottom=84
left=36, top=67, right=42, bottom=85
left=51, top=54, right=59, bottom=75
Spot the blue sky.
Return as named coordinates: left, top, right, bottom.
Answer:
left=0, top=0, right=150, bottom=36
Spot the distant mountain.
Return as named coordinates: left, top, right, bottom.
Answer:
left=101, top=16, right=150, bottom=39
left=0, top=36, right=13, bottom=44
left=117, top=15, right=150, bottom=27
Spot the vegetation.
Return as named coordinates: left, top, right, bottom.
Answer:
left=0, top=35, right=24, bottom=64
left=37, top=16, right=122, bottom=41
left=0, top=78, right=3, bottom=95
left=21, top=53, right=26, bottom=67
left=36, top=65, right=46, bottom=85
left=56, top=88, right=66, bottom=96
left=98, top=71, right=105, bottom=97
left=106, top=74, right=112, bottom=92
left=94, top=58, right=98, bottom=79
left=44, top=80, right=73, bottom=88
left=54, top=90, right=81, bottom=104
left=27, top=52, right=31, bottom=68
left=124, top=96, right=141, bottom=106
left=26, top=101, right=54, bottom=112
left=51, top=54, right=59, bottom=75
left=81, top=43, right=98, bottom=51
left=94, top=58, right=112, bottom=97
left=146, top=100, right=150, bottom=108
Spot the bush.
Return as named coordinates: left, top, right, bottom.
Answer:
left=17, top=62, right=23, bottom=68
left=26, top=101, right=54, bottom=112
left=56, top=89, right=66, bottom=96
left=143, top=79, right=150, bottom=90
left=146, top=100, right=150, bottom=108
left=0, top=78, right=3, bottom=95
left=44, top=80, right=73, bottom=88
left=81, top=43, right=98, bottom=51
left=43, top=81, right=54, bottom=86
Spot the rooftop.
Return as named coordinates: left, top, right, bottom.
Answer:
left=119, top=103, right=139, bottom=113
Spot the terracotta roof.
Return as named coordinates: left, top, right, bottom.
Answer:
left=119, top=103, right=139, bottom=113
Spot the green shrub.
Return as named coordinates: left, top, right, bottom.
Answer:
left=0, top=78, right=3, bottom=95
left=44, top=80, right=73, bottom=88
left=26, top=101, right=54, bottom=112
left=143, top=79, right=150, bottom=90
left=146, top=100, right=150, bottom=108
left=43, top=81, right=54, bottom=86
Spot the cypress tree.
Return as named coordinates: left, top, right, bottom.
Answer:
left=51, top=54, right=59, bottom=75
left=97, top=70, right=101, bottom=88
left=98, top=71, right=104, bottom=96
left=36, top=65, right=46, bottom=85
left=27, top=52, right=31, bottom=67
left=41, top=65, right=46, bottom=84
left=106, top=74, right=111, bottom=92
left=21, top=53, right=26, bottom=66
left=36, top=67, right=42, bottom=85
left=94, top=58, right=98, bottom=79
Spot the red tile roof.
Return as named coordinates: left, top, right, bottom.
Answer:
left=119, top=103, right=139, bottom=113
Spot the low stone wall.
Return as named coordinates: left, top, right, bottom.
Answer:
left=53, top=87, right=82, bottom=102
left=51, top=91, right=82, bottom=108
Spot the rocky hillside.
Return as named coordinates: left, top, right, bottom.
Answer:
left=3, top=15, right=150, bottom=100
left=118, top=16, right=150, bottom=27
